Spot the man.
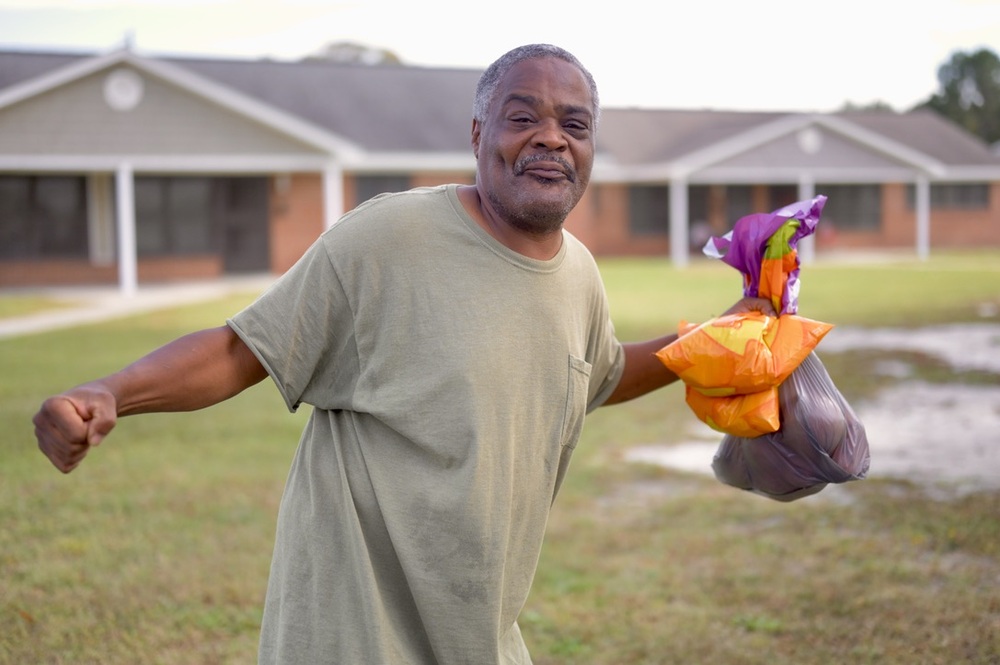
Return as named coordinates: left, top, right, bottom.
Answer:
left=34, top=44, right=771, bottom=664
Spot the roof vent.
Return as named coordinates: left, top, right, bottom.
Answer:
left=103, top=68, right=144, bottom=111
left=796, top=127, right=823, bottom=155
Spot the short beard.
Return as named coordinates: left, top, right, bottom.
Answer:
left=486, top=154, right=579, bottom=236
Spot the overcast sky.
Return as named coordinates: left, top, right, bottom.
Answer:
left=0, top=0, right=997, bottom=113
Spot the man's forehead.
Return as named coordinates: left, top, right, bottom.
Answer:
left=495, top=58, right=594, bottom=111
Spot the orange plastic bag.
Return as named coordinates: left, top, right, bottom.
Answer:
left=655, top=312, right=833, bottom=397
left=684, top=385, right=780, bottom=438
left=656, top=196, right=832, bottom=436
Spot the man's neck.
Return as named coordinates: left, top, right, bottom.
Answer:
left=456, top=185, right=564, bottom=261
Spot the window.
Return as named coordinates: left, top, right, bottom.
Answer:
left=355, top=175, right=410, bottom=206
left=724, top=185, right=754, bottom=226
left=135, top=177, right=215, bottom=256
left=688, top=185, right=709, bottom=225
left=906, top=183, right=989, bottom=209
left=815, top=184, right=881, bottom=231
left=767, top=185, right=799, bottom=212
left=0, top=175, right=88, bottom=260
left=628, top=185, right=669, bottom=236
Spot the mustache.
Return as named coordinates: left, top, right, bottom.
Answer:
left=514, top=154, right=576, bottom=183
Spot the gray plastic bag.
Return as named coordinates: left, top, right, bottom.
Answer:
left=711, top=351, right=871, bottom=501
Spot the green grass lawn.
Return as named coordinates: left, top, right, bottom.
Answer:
left=2, top=251, right=999, bottom=664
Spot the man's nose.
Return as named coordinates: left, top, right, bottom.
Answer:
left=532, top=119, right=568, bottom=150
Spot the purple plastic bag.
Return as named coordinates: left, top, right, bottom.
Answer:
left=711, top=352, right=871, bottom=502
left=703, top=195, right=827, bottom=315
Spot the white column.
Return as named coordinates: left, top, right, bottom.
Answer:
left=797, top=176, right=816, bottom=264
left=915, top=175, right=931, bottom=261
left=322, top=161, right=344, bottom=230
left=669, top=179, right=689, bottom=267
left=115, top=163, right=138, bottom=297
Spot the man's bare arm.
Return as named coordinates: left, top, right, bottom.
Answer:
left=602, top=297, right=777, bottom=406
left=33, top=325, right=267, bottom=473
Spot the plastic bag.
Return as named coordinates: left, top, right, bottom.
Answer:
left=711, top=352, right=871, bottom=501
left=704, top=196, right=827, bottom=316
left=656, top=312, right=833, bottom=397
left=656, top=196, right=833, bottom=436
left=685, top=384, right=780, bottom=439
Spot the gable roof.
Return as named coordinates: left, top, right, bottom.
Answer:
left=0, top=48, right=364, bottom=159
left=0, top=47, right=478, bottom=160
left=1, top=47, right=998, bottom=179
left=176, top=56, right=481, bottom=154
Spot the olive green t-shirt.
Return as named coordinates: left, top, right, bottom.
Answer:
left=228, top=184, right=624, bottom=664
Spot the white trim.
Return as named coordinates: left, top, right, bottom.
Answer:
left=343, top=152, right=476, bottom=172
left=689, top=166, right=927, bottom=184
left=114, top=163, right=138, bottom=297
left=597, top=164, right=939, bottom=185
left=0, top=152, right=481, bottom=175
left=323, top=161, right=344, bottom=230
left=0, top=154, right=334, bottom=173
left=930, top=166, right=1000, bottom=181
left=669, top=179, right=689, bottom=267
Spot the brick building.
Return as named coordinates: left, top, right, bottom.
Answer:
left=2, top=47, right=999, bottom=292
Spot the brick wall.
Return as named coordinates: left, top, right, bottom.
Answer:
left=268, top=173, right=325, bottom=274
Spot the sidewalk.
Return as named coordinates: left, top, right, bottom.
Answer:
left=0, top=275, right=274, bottom=340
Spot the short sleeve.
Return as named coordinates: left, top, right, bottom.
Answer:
left=227, top=238, right=359, bottom=412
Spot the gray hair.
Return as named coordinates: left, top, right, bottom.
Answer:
left=473, top=44, right=600, bottom=126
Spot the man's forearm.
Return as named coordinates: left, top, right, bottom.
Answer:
left=603, top=335, right=679, bottom=406
left=101, top=325, right=268, bottom=416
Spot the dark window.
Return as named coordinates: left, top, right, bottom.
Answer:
left=689, top=185, right=710, bottom=225
left=628, top=185, right=670, bottom=236
left=725, top=185, right=754, bottom=226
left=355, top=175, right=410, bottom=206
left=0, top=175, right=88, bottom=260
left=767, top=184, right=799, bottom=212
left=905, top=183, right=989, bottom=209
left=135, top=176, right=216, bottom=256
left=815, top=184, right=881, bottom=231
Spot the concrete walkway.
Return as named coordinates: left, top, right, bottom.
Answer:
left=0, top=275, right=274, bottom=340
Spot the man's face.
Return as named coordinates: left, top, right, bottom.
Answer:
left=472, top=57, right=596, bottom=236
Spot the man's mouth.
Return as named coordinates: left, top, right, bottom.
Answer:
left=514, top=155, right=575, bottom=183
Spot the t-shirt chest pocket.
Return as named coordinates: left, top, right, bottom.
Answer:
left=560, top=355, right=592, bottom=449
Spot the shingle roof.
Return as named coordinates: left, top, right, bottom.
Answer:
left=0, top=49, right=84, bottom=87
left=1, top=48, right=998, bottom=169
left=594, top=108, right=787, bottom=164
left=175, top=56, right=481, bottom=153
left=837, top=109, right=1000, bottom=166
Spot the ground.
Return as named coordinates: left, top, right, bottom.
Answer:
left=627, top=322, right=1000, bottom=498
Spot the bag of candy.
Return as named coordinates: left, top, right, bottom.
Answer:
left=657, top=195, right=870, bottom=499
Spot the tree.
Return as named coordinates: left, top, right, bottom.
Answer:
left=838, top=100, right=896, bottom=112
left=917, top=47, right=1000, bottom=145
left=303, top=41, right=403, bottom=66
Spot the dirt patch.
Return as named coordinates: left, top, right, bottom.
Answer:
left=627, top=323, right=1000, bottom=497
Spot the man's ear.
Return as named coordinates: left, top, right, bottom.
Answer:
left=471, top=119, right=481, bottom=159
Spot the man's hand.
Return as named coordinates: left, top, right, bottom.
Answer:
left=721, top=296, right=778, bottom=318
left=33, top=386, right=117, bottom=474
